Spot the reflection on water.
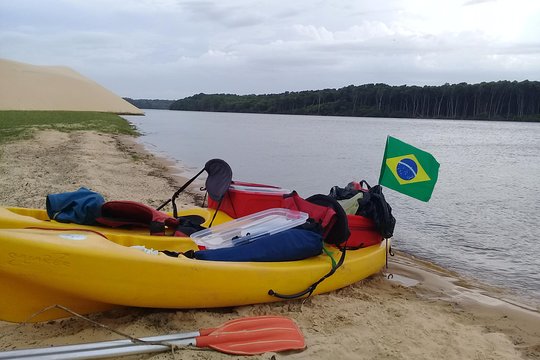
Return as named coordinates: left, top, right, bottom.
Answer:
left=125, top=110, right=540, bottom=306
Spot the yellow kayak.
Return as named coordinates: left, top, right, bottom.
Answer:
left=0, top=207, right=389, bottom=323
left=0, top=206, right=233, bottom=252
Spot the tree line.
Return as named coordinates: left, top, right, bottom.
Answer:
left=167, top=81, right=540, bottom=121
left=124, top=98, right=174, bottom=110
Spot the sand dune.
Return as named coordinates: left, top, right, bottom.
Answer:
left=0, top=58, right=143, bottom=115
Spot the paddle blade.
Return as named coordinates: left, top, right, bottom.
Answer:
left=195, top=316, right=305, bottom=355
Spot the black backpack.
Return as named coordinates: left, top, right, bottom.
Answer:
left=356, top=184, right=396, bottom=239
left=305, top=194, right=350, bottom=245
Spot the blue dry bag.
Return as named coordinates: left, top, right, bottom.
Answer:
left=194, top=229, right=323, bottom=262
left=46, top=187, right=105, bottom=225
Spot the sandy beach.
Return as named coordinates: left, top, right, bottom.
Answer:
left=0, top=130, right=539, bottom=360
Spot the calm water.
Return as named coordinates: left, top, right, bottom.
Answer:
left=125, top=110, right=540, bottom=306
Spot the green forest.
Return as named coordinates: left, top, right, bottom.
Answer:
left=124, top=98, right=174, bottom=110
left=167, top=81, right=540, bottom=121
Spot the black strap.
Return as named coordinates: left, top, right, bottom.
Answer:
left=268, top=246, right=347, bottom=300
left=149, top=221, right=165, bottom=235
left=156, top=168, right=205, bottom=217
left=359, top=180, right=371, bottom=190
left=201, top=188, right=208, bottom=207
left=208, top=198, right=223, bottom=228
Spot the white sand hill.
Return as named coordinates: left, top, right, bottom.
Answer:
left=0, top=58, right=143, bottom=115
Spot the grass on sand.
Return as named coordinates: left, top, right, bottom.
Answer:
left=0, top=111, right=139, bottom=144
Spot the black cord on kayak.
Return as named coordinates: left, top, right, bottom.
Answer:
left=268, top=246, right=348, bottom=300
left=156, top=168, right=205, bottom=217
left=385, top=238, right=388, bottom=269
left=201, top=188, right=208, bottom=207
left=208, top=198, right=223, bottom=228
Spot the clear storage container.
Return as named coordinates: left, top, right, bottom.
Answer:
left=191, top=208, right=308, bottom=249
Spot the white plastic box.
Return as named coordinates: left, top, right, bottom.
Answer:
left=190, top=208, right=308, bottom=249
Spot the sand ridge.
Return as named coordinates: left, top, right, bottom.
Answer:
left=0, top=59, right=143, bottom=114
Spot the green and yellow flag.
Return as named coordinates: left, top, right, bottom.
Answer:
left=378, top=136, right=440, bottom=202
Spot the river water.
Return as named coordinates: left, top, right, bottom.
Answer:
left=124, top=110, right=540, bottom=307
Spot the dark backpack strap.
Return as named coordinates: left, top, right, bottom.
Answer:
left=306, top=194, right=350, bottom=245
left=359, top=180, right=371, bottom=190
left=282, top=191, right=336, bottom=238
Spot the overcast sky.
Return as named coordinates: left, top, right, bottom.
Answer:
left=1, top=0, right=539, bottom=99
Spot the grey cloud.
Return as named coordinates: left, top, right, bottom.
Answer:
left=180, top=1, right=264, bottom=28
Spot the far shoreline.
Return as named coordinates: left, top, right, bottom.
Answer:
left=127, top=107, right=540, bottom=125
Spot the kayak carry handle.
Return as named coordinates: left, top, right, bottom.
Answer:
left=268, top=246, right=347, bottom=300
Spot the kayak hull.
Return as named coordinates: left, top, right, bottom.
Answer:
left=0, top=208, right=389, bottom=323
left=0, top=206, right=233, bottom=252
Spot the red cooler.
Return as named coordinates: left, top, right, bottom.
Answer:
left=208, top=181, right=291, bottom=218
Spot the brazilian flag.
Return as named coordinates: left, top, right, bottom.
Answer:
left=379, top=136, right=440, bottom=202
